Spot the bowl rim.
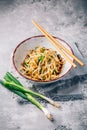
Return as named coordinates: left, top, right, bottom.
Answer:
left=12, top=35, right=74, bottom=83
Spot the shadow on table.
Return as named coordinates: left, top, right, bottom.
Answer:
left=17, top=73, right=87, bottom=105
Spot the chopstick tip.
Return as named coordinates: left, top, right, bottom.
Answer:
left=32, top=19, right=34, bottom=22
left=32, top=19, right=36, bottom=24
left=81, top=63, right=85, bottom=66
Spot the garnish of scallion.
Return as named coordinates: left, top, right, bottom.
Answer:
left=0, top=72, right=61, bottom=120
left=5, top=72, right=61, bottom=108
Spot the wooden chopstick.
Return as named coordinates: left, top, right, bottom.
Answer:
left=32, top=20, right=77, bottom=68
left=32, top=20, right=84, bottom=67
left=35, top=22, right=84, bottom=66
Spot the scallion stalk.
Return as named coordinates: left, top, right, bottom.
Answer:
left=0, top=74, right=53, bottom=120
left=4, top=72, right=61, bottom=108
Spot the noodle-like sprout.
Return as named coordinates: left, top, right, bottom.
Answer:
left=20, top=46, right=65, bottom=81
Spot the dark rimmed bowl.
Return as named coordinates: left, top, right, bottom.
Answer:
left=12, top=35, right=73, bottom=86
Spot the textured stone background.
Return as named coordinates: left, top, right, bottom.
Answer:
left=0, top=0, right=87, bottom=130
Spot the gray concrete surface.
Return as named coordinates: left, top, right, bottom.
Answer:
left=0, top=0, right=87, bottom=130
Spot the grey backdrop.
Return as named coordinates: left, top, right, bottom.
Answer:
left=0, top=0, right=87, bottom=130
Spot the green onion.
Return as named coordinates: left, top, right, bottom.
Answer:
left=0, top=79, right=53, bottom=120
left=0, top=72, right=54, bottom=120
left=52, top=69, right=58, bottom=75
left=0, top=72, right=61, bottom=120
left=0, top=79, right=27, bottom=100
left=25, top=93, right=53, bottom=120
left=23, top=62, right=28, bottom=67
left=37, top=54, right=44, bottom=64
left=5, top=72, right=61, bottom=108
left=41, top=47, right=45, bottom=53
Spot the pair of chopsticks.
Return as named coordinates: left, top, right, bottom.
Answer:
left=32, top=20, right=84, bottom=68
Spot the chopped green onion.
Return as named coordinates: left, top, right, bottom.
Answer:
left=23, top=62, right=28, bottom=67
left=41, top=47, right=45, bottom=53
left=52, top=69, right=56, bottom=75
left=37, top=54, right=44, bottom=64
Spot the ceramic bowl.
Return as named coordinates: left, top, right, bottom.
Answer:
left=12, top=35, right=73, bottom=86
